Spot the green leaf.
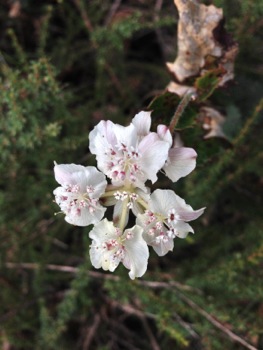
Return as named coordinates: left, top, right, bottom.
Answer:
left=195, top=67, right=225, bottom=102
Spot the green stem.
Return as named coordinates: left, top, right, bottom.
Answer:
left=100, top=190, right=119, bottom=198
left=118, top=198, right=129, bottom=231
left=169, top=92, right=195, bottom=133
left=137, top=197, right=148, bottom=210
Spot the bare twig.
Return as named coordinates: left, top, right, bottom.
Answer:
left=5, top=262, right=119, bottom=281
left=7, top=262, right=254, bottom=348
left=140, top=314, right=161, bottom=350
left=169, top=91, right=195, bottom=133
left=82, top=314, right=101, bottom=350
left=5, top=262, right=200, bottom=292
left=105, top=0, right=122, bottom=26
left=177, top=292, right=258, bottom=350
left=173, top=312, right=200, bottom=339
left=72, top=0, right=93, bottom=32
left=109, top=299, right=156, bottom=321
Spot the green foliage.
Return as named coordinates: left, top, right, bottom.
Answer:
left=194, top=68, right=224, bottom=102
left=0, top=0, right=263, bottom=349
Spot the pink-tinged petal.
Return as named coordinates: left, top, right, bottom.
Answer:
left=139, top=133, right=170, bottom=183
left=54, top=163, right=86, bottom=185
left=132, top=111, right=152, bottom=137
left=157, top=125, right=173, bottom=145
left=152, top=237, right=174, bottom=257
left=160, top=190, right=204, bottom=222
left=149, top=189, right=205, bottom=222
left=123, top=225, right=149, bottom=279
left=177, top=207, right=205, bottom=222
left=163, top=147, right=197, bottom=182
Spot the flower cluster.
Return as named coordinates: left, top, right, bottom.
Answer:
left=53, top=111, right=205, bottom=279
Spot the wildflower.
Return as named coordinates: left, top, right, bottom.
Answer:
left=89, top=219, right=149, bottom=279
left=89, top=112, right=170, bottom=189
left=137, top=189, right=205, bottom=256
left=53, top=163, right=107, bottom=226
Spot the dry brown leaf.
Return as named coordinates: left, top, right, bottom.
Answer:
left=166, top=81, right=196, bottom=97
left=166, top=0, right=238, bottom=95
left=9, top=1, right=21, bottom=18
left=167, top=0, right=223, bottom=82
left=199, top=106, right=226, bottom=139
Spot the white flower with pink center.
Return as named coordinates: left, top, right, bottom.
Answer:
left=53, top=163, right=107, bottom=226
left=89, top=219, right=149, bottom=279
left=89, top=112, right=170, bottom=189
left=137, top=189, right=205, bottom=256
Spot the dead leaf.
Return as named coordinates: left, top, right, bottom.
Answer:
left=199, top=106, right=226, bottom=139
left=9, top=1, right=21, bottom=18
left=166, top=0, right=238, bottom=96
left=167, top=0, right=223, bottom=82
left=167, top=81, right=196, bottom=97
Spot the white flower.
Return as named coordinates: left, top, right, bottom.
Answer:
left=53, top=163, right=107, bottom=226
left=137, top=189, right=205, bottom=256
left=89, top=219, right=149, bottom=279
left=89, top=112, right=170, bottom=189
left=157, top=125, right=197, bottom=182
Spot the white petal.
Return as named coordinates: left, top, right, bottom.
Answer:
left=65, top=205, right=106, bottom=226
left=113, top=123, right=137, bottom=148
left=82, top=167, right=107, bottom=198
left=89, top=220, right=120, bottom=272
left=150, top=189, right=205, bottom=222
left=163, top=147, right=197, bottom=182
left=123, top=225, right=149, bottom=279
left=171, top=221, right=194, bottom=238
left=149, top=189, right=174, bottom=215
left=69, top=166, right=107, bottom=193
left=89, top=219, right=117, bottom=242
left=54, top=163, right=86, bottom=185
left=139, top=134, right=170, bottom=183
left=152, top=237, right=174, bottom=256
left=89, top=120, right=116, bottom=153
left=132, top=111, right=152, bottom=137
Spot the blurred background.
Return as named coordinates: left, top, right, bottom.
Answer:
left=0, top=0, right=263, bottom=349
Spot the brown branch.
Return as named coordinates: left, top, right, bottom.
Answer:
left=140, top=314, right=161, bottom=350
left=105, top=0, right=122, bottom=26
left=72, top=0, right=93, bottom=32
left=177, top=292, right=258, bottom=350
left=9, top=263, right=256, bottom=347
left=173, top=311, right=200, bottom=339
left=82, top=314, right=101, bottom=350
left=5, top=262, right=119, bottom=281
left=5, top=262, right=200, bottom=292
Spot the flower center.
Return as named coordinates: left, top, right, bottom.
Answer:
left=57, top=184, right=99, bottom=217
left=144, top=209, right=181, bottom=244
left=106, top=143, right=142, bottom=183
